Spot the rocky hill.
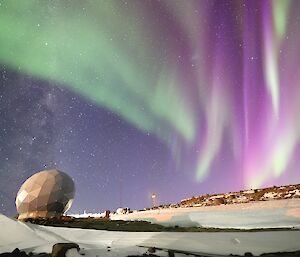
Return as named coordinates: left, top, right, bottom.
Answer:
left=180, top=184, right=300, bottom=208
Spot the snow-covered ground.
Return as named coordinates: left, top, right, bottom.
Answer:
left=70, top=211, right=106, bottom=219
left=111, top=198, right=300, bottom=229
left=1, top=213, right=300, bottom=257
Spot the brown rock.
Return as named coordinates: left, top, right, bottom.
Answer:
left=52, top=243, right=79, bottom=257
left=213, top=198, right=225, bottom=205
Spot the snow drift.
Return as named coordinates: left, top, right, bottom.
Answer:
left=1, top=213, right=300, bottom=256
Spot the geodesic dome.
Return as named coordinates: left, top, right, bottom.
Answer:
left=16, top=169, right=75, bottom=220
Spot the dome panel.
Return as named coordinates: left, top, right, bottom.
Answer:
left=34, top=175, right=49, bottom=186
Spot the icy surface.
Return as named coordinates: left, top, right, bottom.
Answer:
left=1, top=213, right=300, bottom=256
left=0, top=213, right=47, bottom=251
left=111, top=199, right=300, bottom=229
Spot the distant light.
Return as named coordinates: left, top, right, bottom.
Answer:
left=151, top=193, right=157, bottom=207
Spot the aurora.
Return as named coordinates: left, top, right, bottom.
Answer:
left=0, top=0, right=300, bottom=214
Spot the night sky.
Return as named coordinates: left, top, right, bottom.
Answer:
left=1, top=0, right=300, bottom=216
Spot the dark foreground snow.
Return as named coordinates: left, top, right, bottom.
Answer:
left=1, top=214, right=300, bottom=257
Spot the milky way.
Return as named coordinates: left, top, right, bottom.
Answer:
left=0, top=0, right=300, bottom=215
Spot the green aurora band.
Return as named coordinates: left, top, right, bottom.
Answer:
left=0, top=1, right=195, bottom=146
left=1, top=0, right=300, bottom=188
